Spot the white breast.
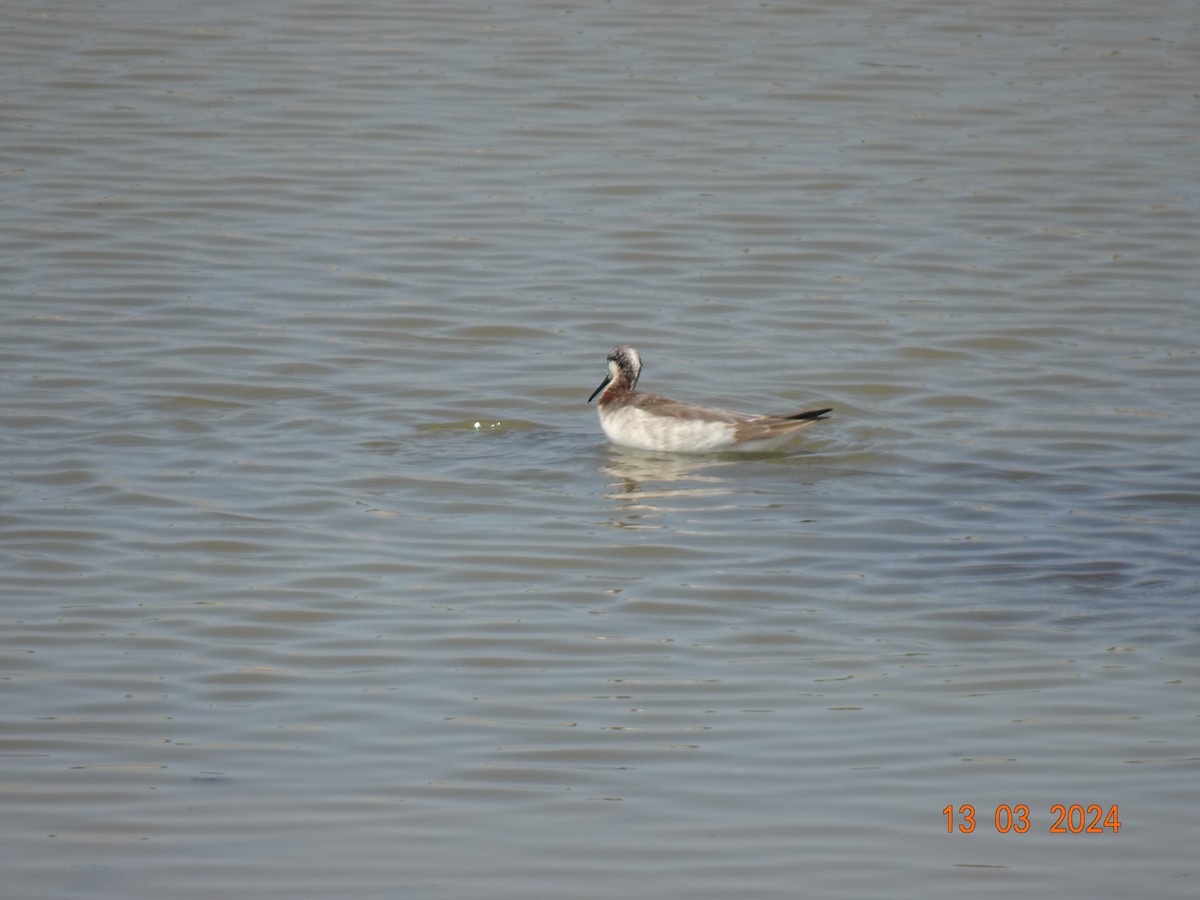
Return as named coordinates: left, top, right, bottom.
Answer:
left=599, top=406, right=738, bottom=452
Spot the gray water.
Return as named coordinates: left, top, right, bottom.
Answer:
left=2, top=1, right=1198, bottom=898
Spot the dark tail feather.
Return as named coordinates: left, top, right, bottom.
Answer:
left=785, top=407, right=832, bottom=421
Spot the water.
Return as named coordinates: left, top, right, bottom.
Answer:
left=2, top=1, right=1198, bottom=897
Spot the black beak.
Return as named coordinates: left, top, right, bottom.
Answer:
left=588, top=375, right=612, bottom=403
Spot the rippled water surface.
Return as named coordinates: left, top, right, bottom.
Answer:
left=3, top=1, right=1198, bottom=897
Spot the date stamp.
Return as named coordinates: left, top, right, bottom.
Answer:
left=943, top=804, right=1121, bottom=834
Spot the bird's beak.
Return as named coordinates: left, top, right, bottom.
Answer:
left=588, top=375, right=612, bottom=403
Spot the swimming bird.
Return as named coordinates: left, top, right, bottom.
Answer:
left=588, top=345, right=832, bottom=453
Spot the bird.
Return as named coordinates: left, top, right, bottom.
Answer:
left=588, top=345, right=831, bottom=453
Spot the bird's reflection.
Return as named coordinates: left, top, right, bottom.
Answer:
left=599, top=447, right=737, bottom=528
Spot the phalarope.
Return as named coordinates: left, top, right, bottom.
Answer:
left=588, top=345, right=832, bottom=453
